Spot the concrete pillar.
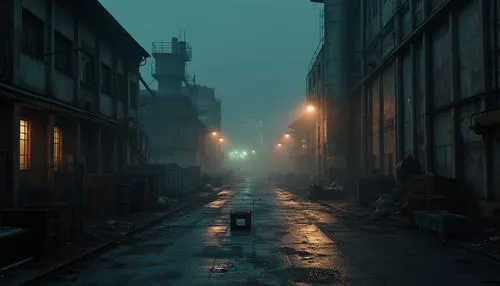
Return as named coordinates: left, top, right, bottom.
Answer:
left=11, top=0, right=21, bottom=84
left=45, top=0, right=55, bottom=96
left=480, top=0, right=493, bottom=199
left=410, top=43, right=418, bottom=156
left=73, top=14, right=81, bottom=106
left=96, top=39, right=101, bottom=113
left=112, top=130, right=118, bottom=173
left=395, top=0, right=404, bottom=160
left=422, top=31, right=433, bottom=172
left=74, top=121, right=82, bottom=168
left=95, top=125, right=102, bottom=174
left=450, top=12, right=460, bottom=179
left=395, top=56, right=405, bottom=161
left=0, top=102, right=20, bottom=208
left=378, top=76, right=384, bottom=172
left=30, top=112, right=52, bottom=169
left=112, top=54, right=118, bottom=118
left=360, top=84, right=368, bottom=173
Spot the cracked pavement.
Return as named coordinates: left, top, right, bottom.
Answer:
left=39, top=177, right=500, bottom=286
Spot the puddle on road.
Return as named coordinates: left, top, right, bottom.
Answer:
left=279, top=247, right=314, bottom=257
left=207, top=199, right=228, bottom=208
left=209, top=262, right=233, bottom=273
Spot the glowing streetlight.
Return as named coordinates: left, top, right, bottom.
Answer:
left=211, top=131, right=218, bottom=137
left=284, top=133, right=291, bottom=139
left=252, top=150, right=256, bottom=154
left=276, top=143, right=282, bottom=148
left=306, top=105, right=316, bottom=113
left=219, top=138, right=225, bottom=143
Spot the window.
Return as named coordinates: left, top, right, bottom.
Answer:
left=22, top=9, right=44, bottom=59
left=19, top=120, right=31, bottom=170
left=129, top=80, right=137, bottom=107
left=101, top=63, right=111, bottom=94
left=117, top=74, right=126, bottom=102
left=53, top=127, right=62, bottom=170
left=54, top=32, right=73, bottom=75
left=80, top=50, right=95, bottom=86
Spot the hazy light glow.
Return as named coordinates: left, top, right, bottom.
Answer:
left=284, top=134, right=290, bottom=139
left=212, top=132, right=218, bottom=137
left=228, top=150, right=249, bottom=161
left=277, top=143, right=282, bottom=148
left=219, top=138, right=225, bottom=143
left=306, top=105, right=315, bottom=113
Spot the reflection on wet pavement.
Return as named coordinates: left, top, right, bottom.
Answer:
left=41, top=177, right=500, bottom=286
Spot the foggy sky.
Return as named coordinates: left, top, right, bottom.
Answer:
left=99, top=0, right=321, bottom=149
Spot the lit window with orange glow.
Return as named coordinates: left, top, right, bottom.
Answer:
left=53, top=127, right=62, bottom=170
left=19, top=120, right=31, bottom=170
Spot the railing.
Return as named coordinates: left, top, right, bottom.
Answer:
left=152, top=41, right=192, bottom=60
left=152, top=42, right=173, bottom=54
left=308, top=38, right=325, bottom=72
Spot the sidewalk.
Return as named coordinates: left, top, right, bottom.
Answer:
left=0, top=188, right=221, bottom=286
left=318, top=199, right=500, bottom=262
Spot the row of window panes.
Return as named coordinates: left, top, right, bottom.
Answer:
left=21, top=8, right=132, bottom=104
left=19, top=120, right=62, bottom=170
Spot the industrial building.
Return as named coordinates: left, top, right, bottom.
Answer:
left=139, top=38, right=223, bottom=178
left=0, top=0, right=148, bottom=211
left=189, top=84, right=223, bottom=172
left=306, top=0, right=500, bottom=216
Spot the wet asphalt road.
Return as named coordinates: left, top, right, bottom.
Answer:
left=40, top=178, right=500, bottom=286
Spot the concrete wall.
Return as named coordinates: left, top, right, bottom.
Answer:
left=139, top=96, right=201, bottom=168
left=353, top=0, right=499, bottom=205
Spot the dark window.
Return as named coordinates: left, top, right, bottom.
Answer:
left=22, top=9, right=44, bottom=59
left=129, top=80, right=137, bottom=108
left=100, top=63, right=111, bottom=93
left=117, top=74, right=126, bottom=102
left=54, top=32, right=73, bottom=75
left=80, top=50, right=95, bottom=86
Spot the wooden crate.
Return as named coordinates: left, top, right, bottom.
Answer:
left=414, top=211, right=469, bottom=235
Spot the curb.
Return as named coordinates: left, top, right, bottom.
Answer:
left=318, top=200, right=365, bottom=218
left=122, top=203, right=188, bottom=237
left=17, top=240, right=117, bottom=286
left=17, top=203, right=190, bottom=285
